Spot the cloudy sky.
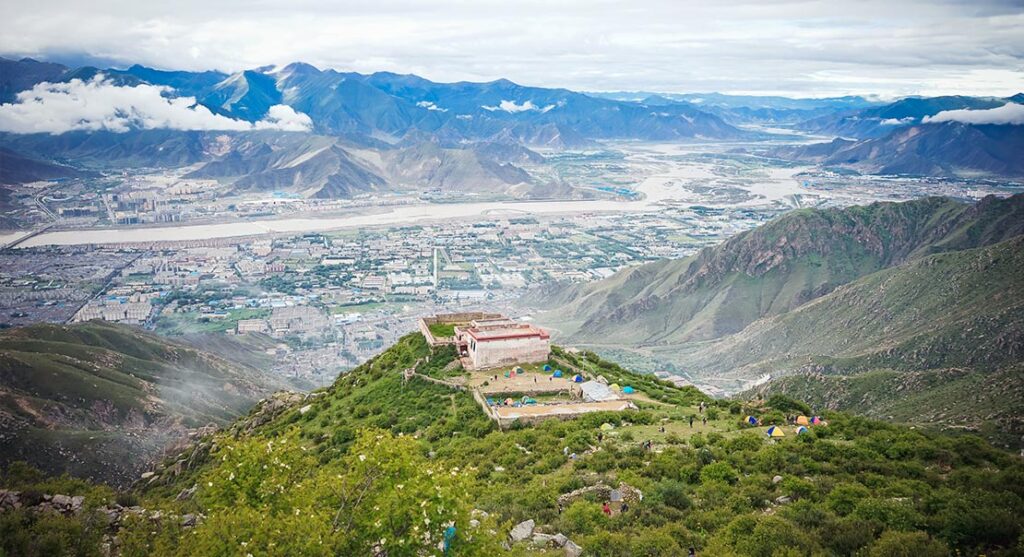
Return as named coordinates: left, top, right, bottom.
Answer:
left=3, top=0, right=1023, bottom=98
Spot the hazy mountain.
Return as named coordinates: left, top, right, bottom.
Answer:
left=0, top=147, right=97, bottom=184
left=536, top=194, right=1024, bottom=347
left=589, top=91, right=882, bottom=125
left=0, top=129, right=211, bottom=168
left=0, top=321, right=297, bottom=486
left=798, top=95, right=1010, bottom=139
left=776, top=122, right=1024, bottom=178
left=0, top=57, right=746, bottom=145
left=0, top=57, right=68, bottom=102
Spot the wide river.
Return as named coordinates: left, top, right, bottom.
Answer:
left=14, top=146, right=809, bottom=248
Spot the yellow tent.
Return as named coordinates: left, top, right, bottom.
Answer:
left=609, top=383, right=621, bottom=391
left=600, top=423, right=615, bottom=431
left=796, top=415, right=810, bottom=426
left=766, top=426, right=785, bottom=438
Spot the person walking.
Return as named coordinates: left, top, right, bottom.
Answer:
left=689, top=415, right=694, bottom=428
left=702, top=416, right=708, bottom=426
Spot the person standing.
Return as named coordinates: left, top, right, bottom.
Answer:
left=689, top=415, right=694, bottom=428
left=602, top=502, right=612, bottom=516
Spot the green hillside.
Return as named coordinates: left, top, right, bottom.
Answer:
left=0, top=321, right=297, bottom=486
left=538, top=194, right=1024, bottom=346
left=686, top=234, right=1024, bottom=374
left=4, top=333, right=1022, bottom=557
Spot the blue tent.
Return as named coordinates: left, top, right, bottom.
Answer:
left=796, top=426, right=809, bottom=435
left=746, top=416, right=759, bottom=426
left=543, top=364, right=552, bottom=371
left=553, top=370, right=564, bottom=378
left=622, top=386, right=635, bottom=394
left=572, top=374, right=584, bottom=383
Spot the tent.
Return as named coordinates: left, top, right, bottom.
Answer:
left=504, top=398, right=514, bottom=406
left=580, top=381, right=618, bottom=402
left=486, top=397, right=495, bottom=406
left=514, top=366, right=524, bottom=374
left=609, top=383, right=621, bottom=392
left=553, top=370, right=564, bottom=378
left=766, top=426, right=785, bottom=438
left=522, top=396, right=537, bottom=405
left=600, top=423, right=615, bottom=431
left=810, top=416, right=823, bottom=425
left=622, top=386, right=635, bottom=394
left=572, top=374, right=584, bottom=383
left=543, top=364, right=552, bottom=371
left=796, top=415, right=810, bottom=426
left=745, top=416, right=759, bottom=426
left=796, top=426, right=809, bottom=435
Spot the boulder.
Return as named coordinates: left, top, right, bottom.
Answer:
left=564, top=540, right=583, bottom=557
left=772, top=475, right=783, bottom=484
left=775, top=495, right=792, bottom=505
left=180, top=513, right=198, bottom=528
left=509, top=519, right=535, bottom=542
left=533, top=533, right=556, bottom=545
left=0, top=490, right=21, bottom=510
left=552, top=533, right=569, bottom=547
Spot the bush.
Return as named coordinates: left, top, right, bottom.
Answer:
left=868, top=530, right=948, bottom=557
left=700, top=462, right=738, bottom=485
left=827, top=482, right=871, bottom=516
left=655, top=480, right=692, bottom=511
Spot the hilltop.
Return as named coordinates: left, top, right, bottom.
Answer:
left=0, top=321, right=299, bottom=486
left=3, top=331, right=1022, bottom=556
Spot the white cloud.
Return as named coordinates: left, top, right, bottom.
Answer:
left=3, top=1, right=1023, bottom=98
left=481, top=100, right=556, bottom=113
left=415, top=100, right=447, bottom=112
left=879, top=116, right=915, bottom=125
left=0, top=76, right=312, bottom=134
left=923, top=102, right=1024, bottom=125
left=254, top=104, right=313, bottom=131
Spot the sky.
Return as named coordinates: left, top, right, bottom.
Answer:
left=2, top=0, right=1023, bottom=98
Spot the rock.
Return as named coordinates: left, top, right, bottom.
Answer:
left=0, top=490, right=20, bottom=510
left=533, top=533, right=556, bottom=545
left=101, top=507, right=121, bottom=526
left=564, top=539, right=583, bottom=557
left=70, top=495, right=85, bottom=512
left=509, top=519, right=535, bottom=542
left=175, top=486, right=197, bottom=501
left=299, top=404, right=312, bottom=415
left=552, top=533, right=569, bottom=547
left=52, top=494, right=73, bottom=510
left=469, top=519, right=480, bottom=528
left=180, top=513, right=198, bottom=528
left=775, top=495, right=791, bottom=504
left=140, top=472, right=155, bottom=480
left=772, top=475, right=784, bottom=484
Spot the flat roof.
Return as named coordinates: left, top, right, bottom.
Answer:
left=460, top=323, right=550, bottom=342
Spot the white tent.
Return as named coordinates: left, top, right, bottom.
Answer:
left=579, top=381, right=618, bottom=402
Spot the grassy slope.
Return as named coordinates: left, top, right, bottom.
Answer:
left=688, top=234, right=1024, bottom=374
left=120, top=333, right=1024, bottom=557
left=0, top=321, right=295, bottom=485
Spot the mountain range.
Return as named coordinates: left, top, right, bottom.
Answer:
left=533, top=194, right=1024, bottom=442
left=2, top=56, right=1023, bottom=193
